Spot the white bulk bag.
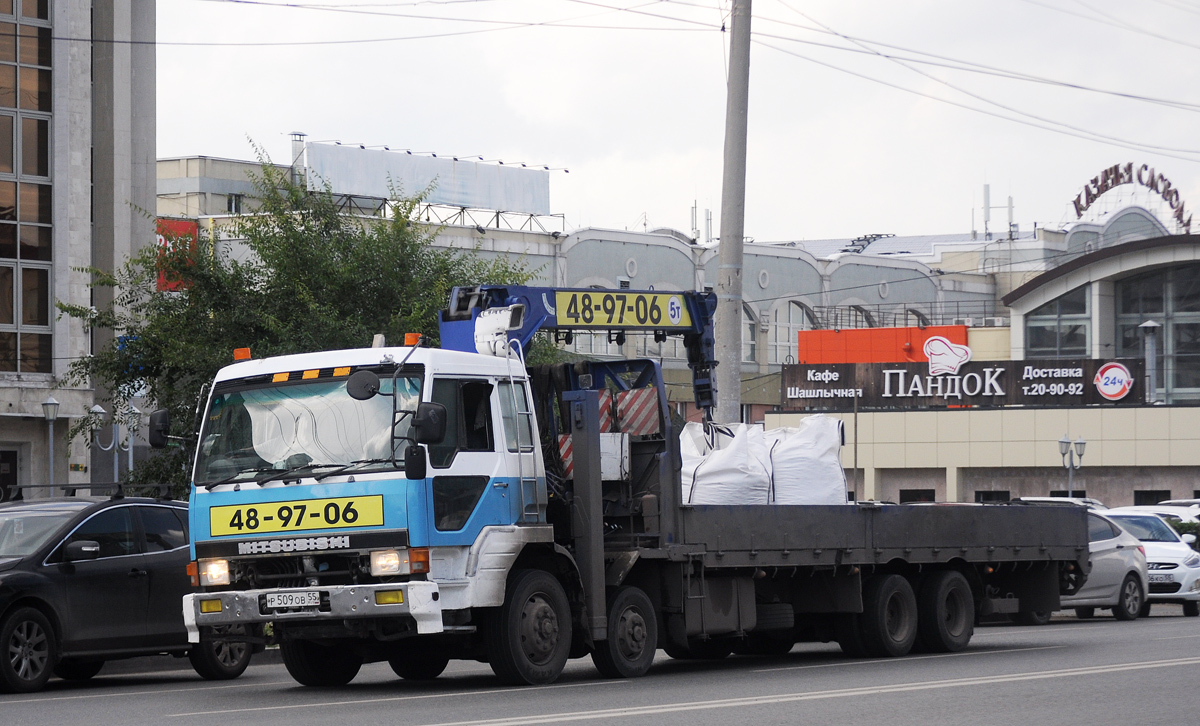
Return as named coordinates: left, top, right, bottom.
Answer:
left=764, top=415, right=847, bottom=505
left=681, top=422, right=772, bottom=505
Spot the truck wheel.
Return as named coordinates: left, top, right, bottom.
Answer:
left=834, top=613, right=868, bottom=657
left=0, top=607, right=56, bottom=693
left=1112, top=574, right=1144, bottom=621
left=189, top=625, right=252, bottom=680
left=592, top=586, right=657, bottom=678
left=53, top=659, right=104, bottom=681
left=1074, top=607, right=1095, bottom=620
left=486, top=569, right=572, bottom=685
left=388, top=648, right=450, bottom=680
left=1014, top=610, right=1051, bottom=626
left=916, top=571, right=974, bottom=653
left=1184, top=602, right=1199, bottom=617
left=280, top=639, right=362, bottom=686
left=860, top=575, right=918, bottom=657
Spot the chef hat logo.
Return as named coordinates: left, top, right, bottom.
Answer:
left=923, top=336, right=972, bottom=376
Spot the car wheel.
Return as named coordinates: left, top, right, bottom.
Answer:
left=280, top=639, right=362, bottom=686
left=1074, top=607, right=1095, bottom=620
left=1184, top=602, right=1200, bottom=617
left=53, top=659, right=104, bottom=681
left=0, top=607, right=56, bottom=693
left=1137, top=599, right=1152, bottom=619
left=189, top=625, right=252, bottom=680
left=592, top=586, right=659, bottom=678
left=1112, top=574, right=1144, bottom=621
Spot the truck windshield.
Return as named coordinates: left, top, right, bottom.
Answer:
left=194, top=374, right=422, bottom=487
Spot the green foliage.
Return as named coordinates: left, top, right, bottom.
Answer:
left=1167, top=520, right=1200, bottom=551
left=59, top=159, right=532, bottom=494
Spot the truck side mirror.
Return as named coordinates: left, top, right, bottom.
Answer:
left=148, top=409, right=171, bottom=449
left=410, top=402, right=447, bottom=445
left=346, top=370, right=381, bottom=401
left=404, top=444, right=427, bottom=480
left=64, top=540, right=100, bottom=562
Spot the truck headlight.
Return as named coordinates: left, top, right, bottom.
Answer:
left=199, top=558, right=230, bottom=586
left=1185, top=553, right=1200, bottom=569
left=371, top=549, right=410, bottom=576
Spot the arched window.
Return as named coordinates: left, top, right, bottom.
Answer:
left=771, top=300, right=816, bottom=363
left=743, top=306, right=758, bottom=362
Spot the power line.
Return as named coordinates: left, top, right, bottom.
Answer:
left=1015, top=0, right=1200, bottom=53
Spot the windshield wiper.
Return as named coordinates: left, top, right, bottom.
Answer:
left=201, top=468, right=277, bottom=491
left=312, top=458, right=400, bottom=481
left=253, top=463, right=344, bottom=485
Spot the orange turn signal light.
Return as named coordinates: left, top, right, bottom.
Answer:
left=186, top=561, right=199, bottom=587
left=233, top=347, right=252, bottom=361
left=404, top=333, right=421, bottom=346
left=409, top=547, right=430, bottom=574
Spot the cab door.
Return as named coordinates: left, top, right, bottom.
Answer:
left=423, top=378, right=512, bottom=547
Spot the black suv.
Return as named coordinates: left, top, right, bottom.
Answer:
left=0, top=496, right=254, bottom=693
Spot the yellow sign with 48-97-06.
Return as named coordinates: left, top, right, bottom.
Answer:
left=210, top=495, right=383, bottom=537
left=554, top=291, right=691, bottom=329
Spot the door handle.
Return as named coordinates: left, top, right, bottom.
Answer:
left=128, top=568, right=148, bottom=577
left=1116, top=544, right=1125, bottom=549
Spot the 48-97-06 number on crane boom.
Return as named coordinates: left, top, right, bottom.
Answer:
left=554, top=291, right=691, bottom=329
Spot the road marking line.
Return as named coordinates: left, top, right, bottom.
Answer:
left=166, top=678, right=628, bottom=718
left=413, top=656, right=1200, bottom=726
left=752, top=645, right=1063, bottom=672
left=1154, top=634, right=1200, bottom=640
left=0, top=679, right=294, bottom=705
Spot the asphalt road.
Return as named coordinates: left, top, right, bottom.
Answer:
left=5, top=606, right=1198, bottom=726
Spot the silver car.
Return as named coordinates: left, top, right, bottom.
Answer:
left=1060, top=511, right=1150, bottom=620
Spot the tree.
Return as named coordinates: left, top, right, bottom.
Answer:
left=59, top=161, right=532, bottom=493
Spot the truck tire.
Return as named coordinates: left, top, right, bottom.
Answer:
left=189, top=625, right=252, bottom=680
left=486, top=569, right=572, bottom=685
left=280, top=639, right=362, bottom=686
left=916, top=571, right=974, bottom=653
left=1013, top=610, right=1051, bottom=626
left=1074, top=607, right=1095, bottom=620
left=1113, top=574, right=1144, bottom=621
left=592, top=586, right=657, bottom=678
left=53, top=659, right=104, bottom=681
left=0, top=607, right=56, bottom=693
left=860, top=575, right=918, bottom=658
left=834, top=613, right=868, bottom=658
left=388, top=649, right=450, bottom=680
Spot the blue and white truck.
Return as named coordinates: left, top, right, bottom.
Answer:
left=158, top=285, right=1091, bottom=686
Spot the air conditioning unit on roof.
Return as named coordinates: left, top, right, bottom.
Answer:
left=952, top=317, right=973, bottom=327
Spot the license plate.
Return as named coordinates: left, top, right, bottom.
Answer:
left=210, top=495, right=384, bottom=537
left=1149, top=574, right=1175, bottom=583
left=265, top=591, right=321, bottom=609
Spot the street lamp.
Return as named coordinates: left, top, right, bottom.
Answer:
left=41, top=396, right=58, bottom=497
left=92, top=405, right=140, bottom=484
left=1059, top=434, right=1086, bottom=498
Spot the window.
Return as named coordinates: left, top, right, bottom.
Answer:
left=429, top=379, right=495, bottom=468
left=139, top=507, right=187, bottom=552
left=498, top=380, right=533, bottom=452
left=431, top=476, right=488, bottom=531
left=61, top=508, right=137, bottom=559
left=975, top=491, right=1009, bottom=503
left=771, top=300, right=815, bottom=364
left=1117, top=264, right=1200, bottom=402
left=742, top=306, right=757, bottom=362
left=1025, top=285, right=1090, bottom=358
left=899, top=489, right=935, bottom=503
left=1087, top=514, right=1118, bottom=542
left=1133, top=490, right=1172, bottom=506
left=1050, top=490, right=1086, bottom=498
left=227, top=194, right=243, bottom=214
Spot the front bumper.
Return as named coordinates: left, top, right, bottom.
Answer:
left=1146, top=568, right=1200, bottom=601
left=183, top=581, right=443, bottom=644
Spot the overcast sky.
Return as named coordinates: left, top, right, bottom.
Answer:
left=157, top=0, right=1200, bottom=242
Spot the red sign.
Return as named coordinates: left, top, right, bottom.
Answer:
left=795, top=325, right=969, bottom=365
left=156, top=218, right=198, bottom=292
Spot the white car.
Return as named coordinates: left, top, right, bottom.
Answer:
left=1105, top=508, right=1200, bottom=617
left=1059, top=511, right=1149, bottom=621
left=1116, top=505, right=1200, bottom=526
left=1011, top=496, right=1107, bottom=510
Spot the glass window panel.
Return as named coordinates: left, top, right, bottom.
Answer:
left=1174, top=270, right=1200, bottom=313
left=20, top=0, right=45, bottom=20
left=0, top=264, right=10, bottom=323
left=17, top=24, right=47, bottom=67
left=0, top=330, right=11, bottom=370
left=63, top=509, right=136, bottom=559
left=19, top=116, right=43, bottom=176
left=0, top=113, right=11, bottom=173
left=17, top=66, right=47, bottom=110
left=1118, top=272, right=1165, bottom=315
left=498, top=381, right=533, bottom=452
left=140, top=507, right=187, bottom=552
left=20, top=265, right=44, bottom=324
left=18, top=181, right=46, bottom=222
left=1028, top=298, right=1057, bottom=318
left=1173, top=356, right=1200, bottom=390
left=18, top=331, right=47, bottom=372
left=0, top=2, right=11, bottom=17
left=18, top=223, right=45, bottom=259
left=1058, top=322, right=1088, bottom=355
left=0, top=23, right=12, bottom=63
left=1174, top=323, right=1200, bottom=355
left=0, top=180, right=13, bottom=220
left=0, top=64, right=13, bottom=109
left=1025, top=322, right=1060, bottom=353
left=1058, top=286, right=1089, bottom=315
left=1117, top=323, right=1143, bottom=357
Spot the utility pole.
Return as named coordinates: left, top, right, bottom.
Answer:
left=714, top=0, right=753, bottom=423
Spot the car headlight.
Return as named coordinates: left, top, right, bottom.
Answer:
left=199, top=558, right=230, bottom=586
left=1184, top=553, right=1200, bottom=569
left=370, top=549, right=410, bottom=576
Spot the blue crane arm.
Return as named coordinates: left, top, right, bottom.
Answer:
left=439, top=285, right=718, bottom=412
